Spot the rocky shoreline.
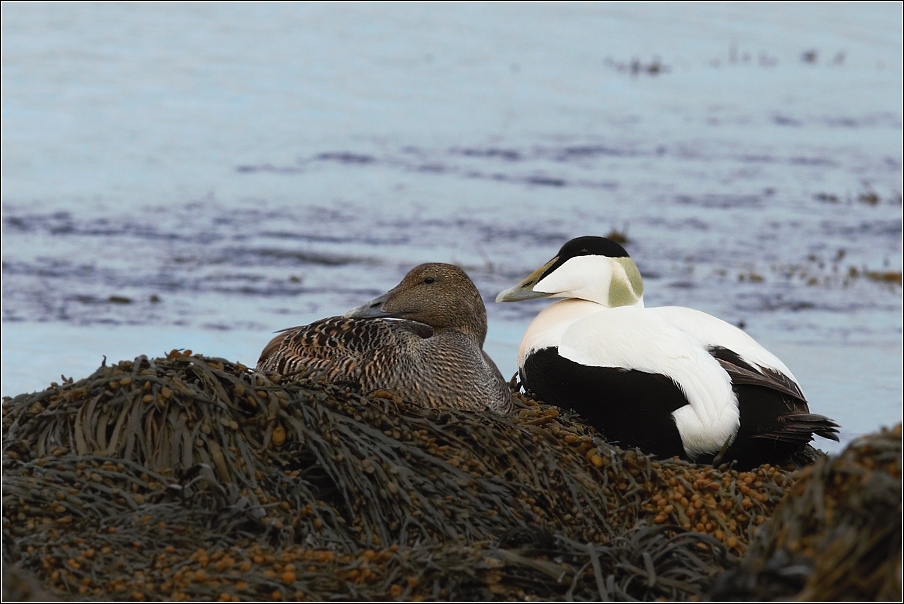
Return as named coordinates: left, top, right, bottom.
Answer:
left=2, top=352, right=900, bottom=601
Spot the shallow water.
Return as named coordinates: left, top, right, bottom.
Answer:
left=2, top=3, right=902, bottom=452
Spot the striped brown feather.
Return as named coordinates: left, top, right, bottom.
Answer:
left=257, top=316, right=513, bottom=412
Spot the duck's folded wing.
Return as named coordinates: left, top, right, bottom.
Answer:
left=715, top=357, right=840, bottom=443
left=256, top=316, right=433, bottom=377
left=713, top=356, right=806, bottom=402
left=651, top=306, right=798, bottom=380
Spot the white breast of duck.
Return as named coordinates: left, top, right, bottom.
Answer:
left=498, top=236, right=838, bottom=469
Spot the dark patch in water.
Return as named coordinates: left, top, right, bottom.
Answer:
left=3, top=260, right=100, bottom=280
left=574, top=179, right=619, bottom=189
left=814, top=192, right=840, bottom=203
left=675, top=194, right=762, bottom=209
left=236, top=163, right=304, bottom=174
left=258, top=231, right=366, bottom=244
left=828, top=117, right=861, bottom=128
left=201, top=323, right=233, bottom=331
left=207, top=283, right=310, bottom=297
left=316, top=152, right=376, bottom=164
left=772, top=115, right=802, bottom=127
left=604, top=56, right=671, bottom=76
left=822, top=113, right=902, bottom=129
left=554, top=145, right=635, bottom=160
left=822, top=220, right=903, bottom=237
left=739, top=155, right=775, bottom=164
left=416, top=164, right=447, bottom=173
left=202, top=273, right=266, bottom=284
left=525, top=176, right=566, bottom=187
left=457, top=148, right=521, bottom=161
left=3, top=216, right=29, bottom=230
left=738, top=294, right=839, bottom=313
left=474, top=225, right=572, bottom=249
left=784, top=300, right=816, bottom=311
left=788, top=156, right=835, bottom=167
left=71, top=295, right=104, bottom=305
left=226, top=248, right=370, bottom=267
left=644, top=218, right=711, bottom=232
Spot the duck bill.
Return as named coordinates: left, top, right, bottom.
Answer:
left=495, top=258, right=558, bottom=303
left=344, top=291, right=398, bottom=319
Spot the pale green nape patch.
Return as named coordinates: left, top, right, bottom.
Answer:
left=608, top=257, right=645, bottom=307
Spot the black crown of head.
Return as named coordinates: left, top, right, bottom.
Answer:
left=557, top=236, right=630, bottom=260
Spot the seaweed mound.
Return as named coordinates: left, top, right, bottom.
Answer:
left=3, top=352, right=802, bottom=600
left=712, top=424, right=903, bottom=601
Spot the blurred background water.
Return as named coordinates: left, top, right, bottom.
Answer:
left=2, top=3, right=901, bottom=452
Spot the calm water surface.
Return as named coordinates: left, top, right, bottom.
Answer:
left=3, top=3, right=902, bottom=452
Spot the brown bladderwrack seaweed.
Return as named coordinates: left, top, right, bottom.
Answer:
left=712, top=423, right=903, bottom=601
left=2, top=352, right=806, bottom=600
left=513, top=392, right=799, bottom=556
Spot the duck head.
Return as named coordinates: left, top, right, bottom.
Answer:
left=345, top=263, right=488, bottom=344
left=496, top=236, right=644, bottom=308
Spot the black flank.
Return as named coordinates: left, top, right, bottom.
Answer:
left=523, top=345, right=840, bottom=471
left=522, top=347, right=688, bottom=461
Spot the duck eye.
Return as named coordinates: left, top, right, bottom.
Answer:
left=423, top=277, right=435, bottom=284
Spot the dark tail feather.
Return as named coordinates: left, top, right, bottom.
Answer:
left=803, top=413, right=841, bottom=441
left=753, top=413, right=841, bottom=444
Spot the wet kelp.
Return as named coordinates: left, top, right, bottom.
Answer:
left=713, top=424, right=902, bottom=601
left=1, top=352, right=806, bottom=600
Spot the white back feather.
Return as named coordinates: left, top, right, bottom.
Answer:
left=650, top=306, right=798, bottom=384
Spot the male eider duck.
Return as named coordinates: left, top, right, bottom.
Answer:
left=258, top=263, right=513, bottom=413
left=496, top=236, right=839, bottom=469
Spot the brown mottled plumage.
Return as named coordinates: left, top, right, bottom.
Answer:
left=257, top=263, right=514, bottom=413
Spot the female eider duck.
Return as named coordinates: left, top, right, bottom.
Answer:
left=496, top=236, right=839, bottom=469
left=258, top=263, right=513, bottom=413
